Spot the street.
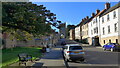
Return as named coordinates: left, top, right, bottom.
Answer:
left=67, top=46, right=119, bottom=67
left=30, top=40, right=120, bottom=68
left=8, top=40, right=120, bottom=68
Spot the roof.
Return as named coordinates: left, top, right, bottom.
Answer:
left=83, top=16, right=94, bottom=25
left=95, top=9, right=106, bottom=17
left=88, top=9, right=106, bottom=23
left=100, top=2, right=120, bottom=17
left=75, top=23, right=80, bottom=27
left=83, top=19, right=90, bottom=24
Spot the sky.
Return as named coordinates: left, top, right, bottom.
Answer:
left=32, top=2, right=118, bottom=32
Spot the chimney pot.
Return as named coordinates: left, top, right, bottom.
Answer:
left=96, top=9, right=100, bottom=14
left=105, top=2, right=110, bottom=9
left=91, top=13, right=95, bottom=17
left=86, top=16, right=89, bottom=19
left=84, top=18, right=86, bottom=20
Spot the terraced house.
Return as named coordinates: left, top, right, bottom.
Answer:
left=73, top=2, right=120, bottom=46
left=99, top=2, right=120, bottom=46
left=88, top=9, right=106, bottom=46
left=75, top=25, right=81, bottom=40
left=81, top=17, right=90, bottom=44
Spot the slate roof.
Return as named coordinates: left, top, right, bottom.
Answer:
left=75, top=2, right=120, bottom=27
left=100, top=2, right=120, bottom=17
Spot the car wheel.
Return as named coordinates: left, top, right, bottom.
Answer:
left=80, top=58, right=85, bottom=62
left=103, top=47, right=106, bottom=51
left=110, top=48, right=114, bottom=52
left=65, top=57, right=69, bottom=62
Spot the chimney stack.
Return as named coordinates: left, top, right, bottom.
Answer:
left=82, top=19, right=84, bottom=22
left=105, top=2, right=110, bottom=9
left=96, top=9, right=100, bottom=14
left=84, top=18, right=86, bottom=20
left=86, top=16, right=89, bottom=19
left=91, top=13, right=95, bottom=17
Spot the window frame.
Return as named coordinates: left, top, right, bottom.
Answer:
left=113, top=11, right=116, bottom=19
left=108, top=25, right=110, bottom=34
left=107, top=14, right=110, bottom=21
left=103, top=27, right=105, bottom=35
left=102, top=17, right=104, bottom=23
left=114, top=23, right=118, bottom=32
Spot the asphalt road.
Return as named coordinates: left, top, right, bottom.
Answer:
left=66, top=46, right=120, bottom=67
left=32, top=40, right=120, bottom=68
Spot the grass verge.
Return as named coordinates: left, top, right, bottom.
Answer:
left=2, top=47, right=42, bottom=67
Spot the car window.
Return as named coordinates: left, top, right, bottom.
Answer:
left=69, top=46, right=82, bottom=50
left=112, top=43, right=119, bottom=45
left=106, top=43, right=110, bottom=45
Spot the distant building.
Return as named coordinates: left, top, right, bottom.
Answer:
left=81, top=17, right=90, bottom=44
left=75, top=25, right=80, bottom=40
left=59, top=23, right=66, bottom=38
left=69, top=29, right=75, bottom=40
left=66, top=25, right=75, bottom=39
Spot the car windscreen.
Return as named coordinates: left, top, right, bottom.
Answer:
left=110, top=43, right=119, bottom=45
left=69, top=46, right=82, bottom=50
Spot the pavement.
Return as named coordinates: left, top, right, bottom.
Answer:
left=8, top=45, right=66, bottom=67
left=31, top=46, right=65, bottom=67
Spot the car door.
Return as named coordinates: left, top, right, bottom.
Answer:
left=107, top=43, right=112, bottom=49
left=105, top=43, right=110, bottom=49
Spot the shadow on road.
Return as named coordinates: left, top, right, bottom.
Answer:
left=32, top=62, right=44, bottom=67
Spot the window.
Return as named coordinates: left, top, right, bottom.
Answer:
left=108, top=26, right=110, bottom=33
left=114, top=23, right=118, bottom=32
left=107, top=14, right=110, bottom=21
left=113, top=11, right=116, bottom=18
left=94, top=28, right=96, bottom=34
left=93, top=27, right=98, bottom=34
left=91, top=30, right=93, bottom=35
left=116, top=39, right=118, bottom=43
left=87, top=30, right=88, bottom=35
left=70, top=46, right=82, bottom=50
left=109, top=39, right=111, bottom=43
left=93, top=19, right=95, bottom=24
left=96, top=27, right=98, bottom=34
left=104, top=40, right=105, bottom=44
left=103, top=27, right=105, bottom=35
left=102, top=17, right=104, bottom=23
left=96, top=18, right=97, bottom=23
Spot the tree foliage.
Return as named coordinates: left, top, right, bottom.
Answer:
left=2, top=2, right=61, bottom=40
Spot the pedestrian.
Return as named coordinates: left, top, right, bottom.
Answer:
left=46, top=45, right=50, bottom=52
left=41, top=46, right=46, bottom=53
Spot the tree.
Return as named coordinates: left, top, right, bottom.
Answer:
left=66, top=25, right=75, bottom=39
left=2, top=2, right=61, bottom=41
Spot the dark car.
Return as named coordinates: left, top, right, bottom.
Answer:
left=103, top=43, right=120, bottom=52
left=61, top=41, right=66, bottom=46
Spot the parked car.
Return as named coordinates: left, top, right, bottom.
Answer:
left=103, top=43, right=120, bottom=52
left=61, top=41, right=66, bottom=46
left=63, top=44, right=85, bottom=62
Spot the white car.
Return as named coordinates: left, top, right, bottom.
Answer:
left=63, top=44, right=85, bottom=62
